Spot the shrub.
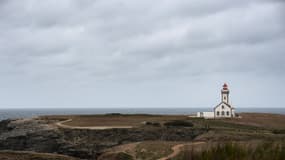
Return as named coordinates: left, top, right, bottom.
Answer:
left=143, top=121, right=161, bottom=127
left=164, top=120, right=193, bottom=127
left=105, top=113, right=122, bottom=116
left=273, top=129, right=285, bottom=134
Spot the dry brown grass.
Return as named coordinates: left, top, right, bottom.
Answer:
left=223, top=113, right=285, bottom=129
left=55, top=115, right=188, bottom=127
left=43, top=113, right=285, bottom=130
left=99, top=141, right=180, bottom=160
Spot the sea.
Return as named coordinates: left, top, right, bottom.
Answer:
left=0, top=108, right=285, bottom=121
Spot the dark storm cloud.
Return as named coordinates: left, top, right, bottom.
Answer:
left=0, top=0, right=284, bottom=107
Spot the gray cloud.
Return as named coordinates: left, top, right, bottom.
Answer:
left=0, top=0, right=284, bottom=108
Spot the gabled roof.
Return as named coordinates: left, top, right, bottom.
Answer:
left=214, top=102, right=233, bottom=110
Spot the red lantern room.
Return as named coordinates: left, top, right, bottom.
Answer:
left=223, top=83, right=228, bottom=90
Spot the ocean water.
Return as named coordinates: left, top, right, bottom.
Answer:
left=0, top=108, right=285, bottom=121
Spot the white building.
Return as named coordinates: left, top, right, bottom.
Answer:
left=197, top=83, right=235, bottom=119
left=214, top=83, right=235, bottom=118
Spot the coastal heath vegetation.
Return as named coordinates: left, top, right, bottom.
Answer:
left=172, top=141, right=285, bottom=160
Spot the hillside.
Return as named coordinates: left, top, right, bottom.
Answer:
left=0, top=113, right=284, bottom=160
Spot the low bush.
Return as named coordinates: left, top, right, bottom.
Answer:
left=105, top=113, right=122, bottom=116
left=273, top=129, right=285, bottom=134
left=143, top=121, right=161, bottom=127
left=164, top=120, right=194, bottom=127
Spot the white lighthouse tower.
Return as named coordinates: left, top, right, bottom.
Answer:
left=214, top=83, right=235, bottom=118
left=221, top=83, right=229, bottom=104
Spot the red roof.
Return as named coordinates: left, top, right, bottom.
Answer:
left=223, top=83, right=228, bottom=90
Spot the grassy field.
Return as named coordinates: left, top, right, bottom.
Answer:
left=222, top=113, right=285, bottom=129
left=45, top=114, right=189, bottom=127
left=172, top=141, right=285, bottom=160
left=41, top=113, right=285, bottom=143
left=67, top=113, right=285, bottom=160
left=99, top=139, right=285, bottom=160
left=43, top=113, right=285, bottom=133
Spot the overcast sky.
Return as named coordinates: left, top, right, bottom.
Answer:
left=0, top=0, right=284, bottom=109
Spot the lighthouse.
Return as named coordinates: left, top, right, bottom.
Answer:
left=196, top=83, right=236, bottom=119
left=214, top=83, right=235, bottom=118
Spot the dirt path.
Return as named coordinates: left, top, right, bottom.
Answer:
left=98, top=142, right=141, bottom=159
left=55, top=119, right=132, bottom=130
left=158, top=142, right=205, bottom=160
left=0, top=150, right=78, bottom=160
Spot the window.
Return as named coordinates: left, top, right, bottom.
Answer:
left=222, top=111, right=225, bottom=116
left=227, top=111, right=229, bottom=116
left=222, top=105, right=224, bottom=109
left=217, top=111, right=220, bottom=116
left=224, top=96, right=226, bottom=100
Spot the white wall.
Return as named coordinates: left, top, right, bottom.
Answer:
left=222, top=93, right=229, bottom=103
left=197, top=112, right=214, bottom=119
left=197, top=112, right=201, bottom=117
left=214, top=103, right=232, bottom=118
